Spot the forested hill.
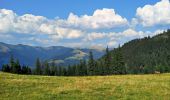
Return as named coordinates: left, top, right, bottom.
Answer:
left=108, top=29, right=170, bottom=74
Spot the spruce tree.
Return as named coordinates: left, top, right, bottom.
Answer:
left=114, top=46, right=126, bottom=74
left=2, top=64, right=10, bottom=72
left=105, top=46, right=111, bottom=74
left=15, top=59, right=21, bottom=74
left=35, top=58, right=42, bottom=75
left=10, top=55, right=15, bottom=73
left=88, top=51, right=95, bottom=75
left=44, top=61, right=50, bottom=75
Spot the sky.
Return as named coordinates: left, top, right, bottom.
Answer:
left=0, top=0, right=170, bottom=48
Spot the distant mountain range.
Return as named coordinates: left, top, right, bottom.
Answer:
left=0, top=42, right=105, bottom=68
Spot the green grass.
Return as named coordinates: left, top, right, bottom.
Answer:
left=1, top=72, right=170, bottom=100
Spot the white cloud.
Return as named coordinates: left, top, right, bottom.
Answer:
left=84, top=32, right=107, bottom=41
left=107, top=41, right=118, bottom=47
left=56, top=27, right=84, bottom=39
left=0, top=9, right=16, bottom=33
left=0, top=7, right=168, bottom=48
left=85, top=29, right=165, bottom=48
left=130, top=18, right=138, bottom=28
left=84, top=29, right=146, bottom=41
left=0, top=9, right=84, bottom=40
left=14, top=14, right=47, bottom=34
left=39, top=23, right=57, bottom=34
left=0, top=9, right=47, bottom=34
left=136, top=0, right=170, bottom=27
left=122, top=29, right=144, bottom=38
left=61, top=8, right=128, bottom=29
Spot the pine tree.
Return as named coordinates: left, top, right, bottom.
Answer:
left=44, top=61, right=50, bottom=75
left=35, top=58, right=42, bottom=75
left=105, top=46, right=111, bottom=74
left=82, top=60, right=87, bottom=75
left=87, top=51, right=95, bottom=75
left=58, top=66, right=62, bottom=76
left=21, top=65, right=32, bottom=74
left=10, top=55, right=15, bottom=73
left=77, top=60, right=86, bottom=76
left=67, top=65, right=72, bottom=76
left=113, top=46, right=126, bottom=74
left=15, top=59, right=21, bottom=74
left=97, top=60, right=105, bottom=75
left=2, top=64, right=10, bottom=72
left=54, top=66, right=58, bottom=76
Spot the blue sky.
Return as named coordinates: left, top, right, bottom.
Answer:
left=0, top=0, right=169, bottom=48
left=0, top=0, right=159, bottom=19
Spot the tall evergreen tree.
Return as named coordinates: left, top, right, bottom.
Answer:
left=54, top=66, right=58, bottom=76
left=113, top=45, right=126, bottom=74
left=44, top=61, right=50, bottom=75
left=35, top=58, right=42, bottom=75
left=105, top=46, right=111, bottom=74
left=15, top=59, right=21, bottom=74
left=87, top=51, right=95, bottom=75
left=2, top=64, right=10, bottom=72
left=10, top=55, right=15, bottom=73
left=21, top=65, right=31, bottom=74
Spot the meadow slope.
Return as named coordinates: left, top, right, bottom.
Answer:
left=0, top=72, right=170, bottom=100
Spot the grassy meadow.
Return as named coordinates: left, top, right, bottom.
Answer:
left=0, top=72, right=170, bottom=100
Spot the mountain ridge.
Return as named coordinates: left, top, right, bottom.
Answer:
left=0, top=42, right=105, bottom=68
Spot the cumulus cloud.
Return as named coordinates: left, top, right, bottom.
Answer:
left=107, top=41, right=118, bottom=47
left=84, top=32, right=107, bottom=41
left=136, top=0, right=170, bottom=27
left=55, top=27, right=84, bottom=39
left=0, top=9, right=16, bottom=33
left=84, top=29, right=146, bottom=42
left=122, top=29, right=145, bottom=38
left=0, top=9, right=47, bottom=34
left=0, top=9, right=85, bottom=40
left=59, top=8, right=128, bottom=29
left=14, top=14, right=47, bottom=34
left=0, top=8, right=128, bottom=40
left=0, top=6, right=168, bottom=48
left=81, top=28, right=151, bottom=48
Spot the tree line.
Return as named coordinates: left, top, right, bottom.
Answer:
left=1, top=55, right=31, bottom=75
left=1, top=46, right=127, bottom=76
left=1, top=29, right=170, bottom=76
left=1, top=45, right=170, bottom=76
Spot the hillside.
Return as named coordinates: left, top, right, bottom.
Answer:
left=0, top=72, right=170, bottom=100
left=107, top=30, right=170, bottom=74
left=0, top=42, right=104, bottom=68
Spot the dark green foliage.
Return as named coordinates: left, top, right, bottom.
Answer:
left=116, top=30, right=170, bottom=74
left=35, top=58, right=42, bottom=75
left=87, top=51, right=95, bottom=75
left=2, top=64, right=10, bottom=72
left=1, top=29, right=170, bottom=76
left=21, top=65, right=31, bottom=74
left=44, top=61, right=50, bottom=75
left=104, top=46, right=112, bottom=74
left=15, top=59, right=21, bottom=74
left=10, top=55, right=15, bottom=73
left=8, top=56, right=21, bottom=74
left=2, top=57, right=31, bottom=75
left=112, top=46, right=126, bottom=74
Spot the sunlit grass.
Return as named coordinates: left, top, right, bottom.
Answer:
left=1, top=72, right=170, bottom=100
